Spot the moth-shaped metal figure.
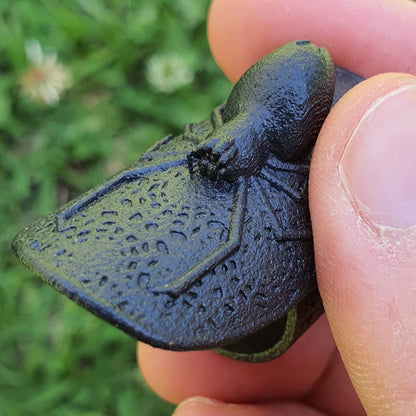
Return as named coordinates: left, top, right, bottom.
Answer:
left=13, top=41, right=363, bottom=362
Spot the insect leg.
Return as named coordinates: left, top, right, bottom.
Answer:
left=255, top=178, right=312, bottom=241
left=259, top=167, right=308, bottom=204
left=251, top=178, right=284, bottom=238
left=210, top=105, right=225, bottom=129
left=266, top=158, right=309, bottom=175
left=140, top=150, right=190, bottom=163
left=146, top=135, right=174, bottom=152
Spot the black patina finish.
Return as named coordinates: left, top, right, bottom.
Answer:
left=12, top=42, right=363, bottom=362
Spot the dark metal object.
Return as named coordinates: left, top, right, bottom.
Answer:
left=12, top=41, right=363, bottom=362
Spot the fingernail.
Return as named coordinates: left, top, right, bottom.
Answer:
left=175, top=396, right=222, bottom=409
left=339, top=84, right=416, bottom=230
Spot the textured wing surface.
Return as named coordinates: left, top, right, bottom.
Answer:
left=13, top=153, right=242, bottom=346
left=13, top=152, right=316, bottom=350
left=187, top=158, right=317, bottom=344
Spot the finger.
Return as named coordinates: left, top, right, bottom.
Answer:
left=137, top=316, right=335, bottom=404
left=310, top=73, right=416, bottom=414
left=304, top=349, right=366, bottom=416
left=207, top=0, right=416, bottom=82
left=173, top=397, right=327, bottom=416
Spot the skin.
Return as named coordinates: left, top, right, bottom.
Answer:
left=138, top=0, right=416, bottom=415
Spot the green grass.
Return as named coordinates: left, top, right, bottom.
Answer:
left=0, top=1, right=231, bottom=415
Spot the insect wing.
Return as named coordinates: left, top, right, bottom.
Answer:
left=245, top=157, right=316, bottom=316
left=12, top=151, right=241, bottom=346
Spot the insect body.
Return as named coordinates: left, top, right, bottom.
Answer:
left=189, top=41, right=335, bottom=181
left=12, top=41, right=363, bottom=362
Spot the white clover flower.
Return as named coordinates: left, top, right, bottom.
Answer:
left=146, top=52, right=194, bottom=93
left=174, top=0, right=205, bottom=28
left=20, top=39, right=71, bottom=105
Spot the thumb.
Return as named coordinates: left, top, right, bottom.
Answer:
left=310, top=73, right=416, bottom=415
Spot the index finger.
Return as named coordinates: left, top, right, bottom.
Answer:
left=208, top=0, right=416, bottom=82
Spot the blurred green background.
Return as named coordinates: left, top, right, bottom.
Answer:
left=0, top=1, right=231, bottom=415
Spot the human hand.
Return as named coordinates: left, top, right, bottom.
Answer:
left=138, top=0, right=416, bottom=414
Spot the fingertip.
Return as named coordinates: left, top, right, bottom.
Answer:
left=309, top=73, right=416, bottom=414
left=138, top=343, right=225, bottom=404
left=137, top=316, right=335, bottom=404
left=207, top=0, right=278, bottom=82
left=208, top=0, right=416, bottom=82
left=173, top=397, right=224, bottom=416
left=173, top=396, right=327, bottom=416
